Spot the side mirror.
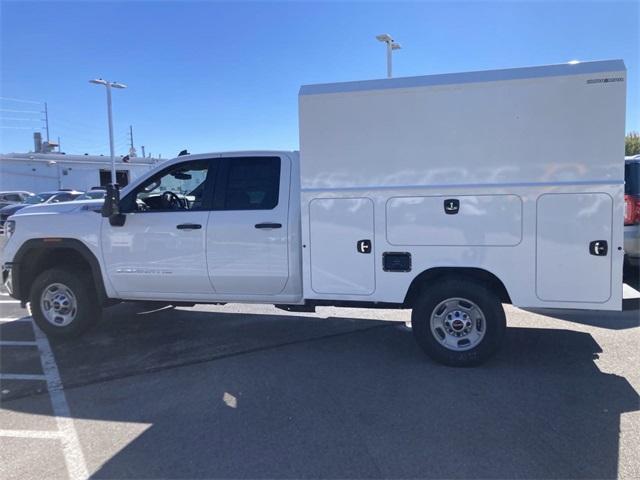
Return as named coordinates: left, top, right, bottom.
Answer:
left=101, top=184, right=126, bottom=226
left=101, top=184, right=120, bottom=218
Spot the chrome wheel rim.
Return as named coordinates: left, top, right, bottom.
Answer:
left=40, top=283, right=77, bottom=327
left=429, top=297, right=486, bottom=351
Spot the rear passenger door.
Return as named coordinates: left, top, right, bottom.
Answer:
left=206, top=156, right=290, bottom=295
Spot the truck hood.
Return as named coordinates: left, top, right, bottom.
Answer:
left=10, top=200, right=103, bottom=217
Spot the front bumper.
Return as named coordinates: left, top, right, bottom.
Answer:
left=1, top=262, right=20, bottom=300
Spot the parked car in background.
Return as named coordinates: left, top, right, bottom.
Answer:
left=0, top=191, right=34, bottom=209
left=625, top=155, right=640, bottom=269
left=0, top=190, right=83, bottom=232
left=75, top=187, right=107, bottom=201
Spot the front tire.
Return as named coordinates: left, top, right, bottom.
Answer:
left=411, top=279, right=506, bottom=367
left=29, top=268, right=101, bottom=338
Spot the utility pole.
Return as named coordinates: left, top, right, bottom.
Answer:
left=128, top=125, right=137, bottom=157
left=58, top=136, right=61, bottom=153
left=43, top=102, right=50, bottom=142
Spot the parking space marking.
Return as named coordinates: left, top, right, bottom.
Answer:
left=0, top=429, right=61, bottom=439
left=0, top=317, right=31, bottom=323
left=33, top=323, right=89, bottom=480
left=0, top=340, right=37, bottom=346
left=0, top=373, right=47, bottom=381
left=0, top=300, right=20, bottom=303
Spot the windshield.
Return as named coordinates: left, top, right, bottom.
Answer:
left=24, top=193, right=54, bottom=204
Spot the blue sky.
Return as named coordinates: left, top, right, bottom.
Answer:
left=1, top=1, right=638, bottom=157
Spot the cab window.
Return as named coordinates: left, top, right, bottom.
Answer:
left=220, top=157, right=280, bottom=210
left=128, top=160, right=213, bottom=212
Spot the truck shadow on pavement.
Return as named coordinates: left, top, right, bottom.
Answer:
left=1, top=304, right=639, bottom=479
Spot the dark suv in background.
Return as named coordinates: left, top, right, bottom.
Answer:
left=625, top=155, right=640, bottom=271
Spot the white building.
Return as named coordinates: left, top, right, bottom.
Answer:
left=0, top=152, right=162, bottom=192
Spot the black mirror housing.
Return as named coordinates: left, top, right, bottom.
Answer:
left=101, top=184, right=121, bottom=218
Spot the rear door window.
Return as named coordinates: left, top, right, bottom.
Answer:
left=219, top=157, right=281, bottom=210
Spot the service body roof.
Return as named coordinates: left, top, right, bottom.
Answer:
left=298, top=60, right=626, bottom=189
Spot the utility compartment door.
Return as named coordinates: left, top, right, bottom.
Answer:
left=309, top=197, right=375, bottom=295
left=536, top=193, right=612, bottom=303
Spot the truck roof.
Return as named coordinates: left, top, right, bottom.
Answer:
left=299, top=59, right=626, bottom=96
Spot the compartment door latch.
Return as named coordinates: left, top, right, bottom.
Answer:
left=589, top=240, right=608, bottom=256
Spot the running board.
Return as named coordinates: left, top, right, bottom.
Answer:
left=275, top=304, right=317, bottom=313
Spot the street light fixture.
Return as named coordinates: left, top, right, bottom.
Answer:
left=89, top=78, right=127, bottom=185
left=376, top=33, right=401, bottom=78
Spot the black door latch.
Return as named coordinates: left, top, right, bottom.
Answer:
left=357, top=239, right=372, bottom=254
left=589, top=240, right=608, bottom=256
left=444, top=199, right=460, bottom=214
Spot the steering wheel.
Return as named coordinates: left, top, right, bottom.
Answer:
left=161, top=191, right=186, bottom=210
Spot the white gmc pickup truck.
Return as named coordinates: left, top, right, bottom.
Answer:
left=1, top=60, right=627, bottom=366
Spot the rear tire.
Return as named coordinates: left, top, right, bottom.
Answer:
left=29, top=268, right=101, bottom=338
left=411, top=279, right=506, bottom=367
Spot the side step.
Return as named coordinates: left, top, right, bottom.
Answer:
left=275, top=304, right=317, bottom=313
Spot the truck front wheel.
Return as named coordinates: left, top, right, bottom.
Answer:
left=411, top=279, right=506, bottom=367
left=29, top=268, right=101, bottom=338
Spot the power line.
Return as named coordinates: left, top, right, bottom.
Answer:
left=0, top=108, right=41, bottom=114
left=0, top=117, right=42, bottom=122
left=0, top=96, right=42, bottom=105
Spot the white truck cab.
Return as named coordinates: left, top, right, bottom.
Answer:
left=2, top=60, right=627, bottom=366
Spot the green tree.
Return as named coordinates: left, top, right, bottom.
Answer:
left=626, top=132, right=640, bottom=156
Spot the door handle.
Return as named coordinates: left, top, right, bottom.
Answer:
left=255, top=222, right=282, bottom=229
left=176, top=223, right=202, bottom=230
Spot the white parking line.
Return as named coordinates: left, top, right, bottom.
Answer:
left=0, top=340, right=37, bottom=346
left=0, top=317, right=32, bottom=323
left=0, top=429, right=61, bottom=439
left=33, top=324, right=89, bottom=480
left=0, top=373, right=47, bottom=381
left=0, top=300, right=20, bottom=304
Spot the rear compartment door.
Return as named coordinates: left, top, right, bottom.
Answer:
left=309, top=197, right=375, bottom=295
left=536, top=193, right=612, bottom=303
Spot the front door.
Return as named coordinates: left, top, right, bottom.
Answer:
left=101, top=158, right=216, bottom=296
left=206, top=156, right=290, bottom=295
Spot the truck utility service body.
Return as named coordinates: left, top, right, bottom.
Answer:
left=1, top=60, right=627, bottom=366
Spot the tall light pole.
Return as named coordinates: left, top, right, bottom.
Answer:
left=89, top=78, right=127, bottom=185
left=376, top=34, right=401, bottom=78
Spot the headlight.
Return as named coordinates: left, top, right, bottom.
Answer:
left=5, top=220, right=15, bottom=238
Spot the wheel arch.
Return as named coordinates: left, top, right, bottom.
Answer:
left=12, top=238, right=109, bottom=305
left=404, top=267, right=512, bottom=307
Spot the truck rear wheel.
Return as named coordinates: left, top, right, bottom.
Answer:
left=29, top=268, right=101, bottom=338
left=411, top=279, right=506, bottom=367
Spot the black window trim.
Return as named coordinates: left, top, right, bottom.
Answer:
left=120, top=158, right=218, bottom=213
left=213, top=156, right=281, bottom=211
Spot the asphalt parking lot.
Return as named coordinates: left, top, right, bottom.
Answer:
left=1, top=279, right=639, bottom=479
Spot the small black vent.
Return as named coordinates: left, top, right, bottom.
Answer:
left=382, top=252, right=412, bottom=272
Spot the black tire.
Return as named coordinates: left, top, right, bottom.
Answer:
left=29, top=267, right=101, bottom=338
left=411, top=279, right=506, bottom=367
